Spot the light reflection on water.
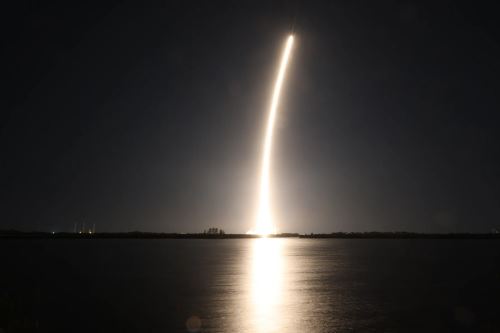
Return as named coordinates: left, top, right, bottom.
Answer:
left=250, top=238, right=284, bottom=333
left=2, top=239, right=499, bottom=332
left=226, top=238, right=324, bottom=333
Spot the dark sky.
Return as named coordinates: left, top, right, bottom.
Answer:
left=2, top=1, right=500, bottom=233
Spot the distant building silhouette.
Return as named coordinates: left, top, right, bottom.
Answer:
left=74, top=221, right=95, bottom=234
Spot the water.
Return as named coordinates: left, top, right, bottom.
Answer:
left=1, top=238, right=499, bottom=332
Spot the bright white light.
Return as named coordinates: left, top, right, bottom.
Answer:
left=250, top=35, right=294, bottom=236
left=250, top=238, right=284, bottom=331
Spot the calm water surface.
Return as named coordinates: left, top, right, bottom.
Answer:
left=1, top=238, right=500, bottom=332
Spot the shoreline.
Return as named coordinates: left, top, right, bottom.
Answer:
left=1, top=231, right=500, bottom=240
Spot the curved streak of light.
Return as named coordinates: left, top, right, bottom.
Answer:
left=254, top=35, right=294, bottom=235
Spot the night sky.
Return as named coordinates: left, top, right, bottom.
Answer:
left=2, top=1, right=500, bottom=233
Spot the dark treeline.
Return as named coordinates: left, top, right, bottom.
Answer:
left=0, top=230, right=252, bottom=239
left=1, top=230, right=499, bottom=239
left=300, top=232, right=500, bottom=239
left=0, top=230, right=299, bottom=239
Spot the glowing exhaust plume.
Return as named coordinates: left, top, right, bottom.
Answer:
left=251, top=35, right=294, bottom=236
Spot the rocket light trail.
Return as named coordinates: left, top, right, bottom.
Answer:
left=251, top=35, right=294, bottom=236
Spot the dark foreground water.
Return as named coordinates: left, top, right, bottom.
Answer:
left=1, top=239, right=500, bottom=332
